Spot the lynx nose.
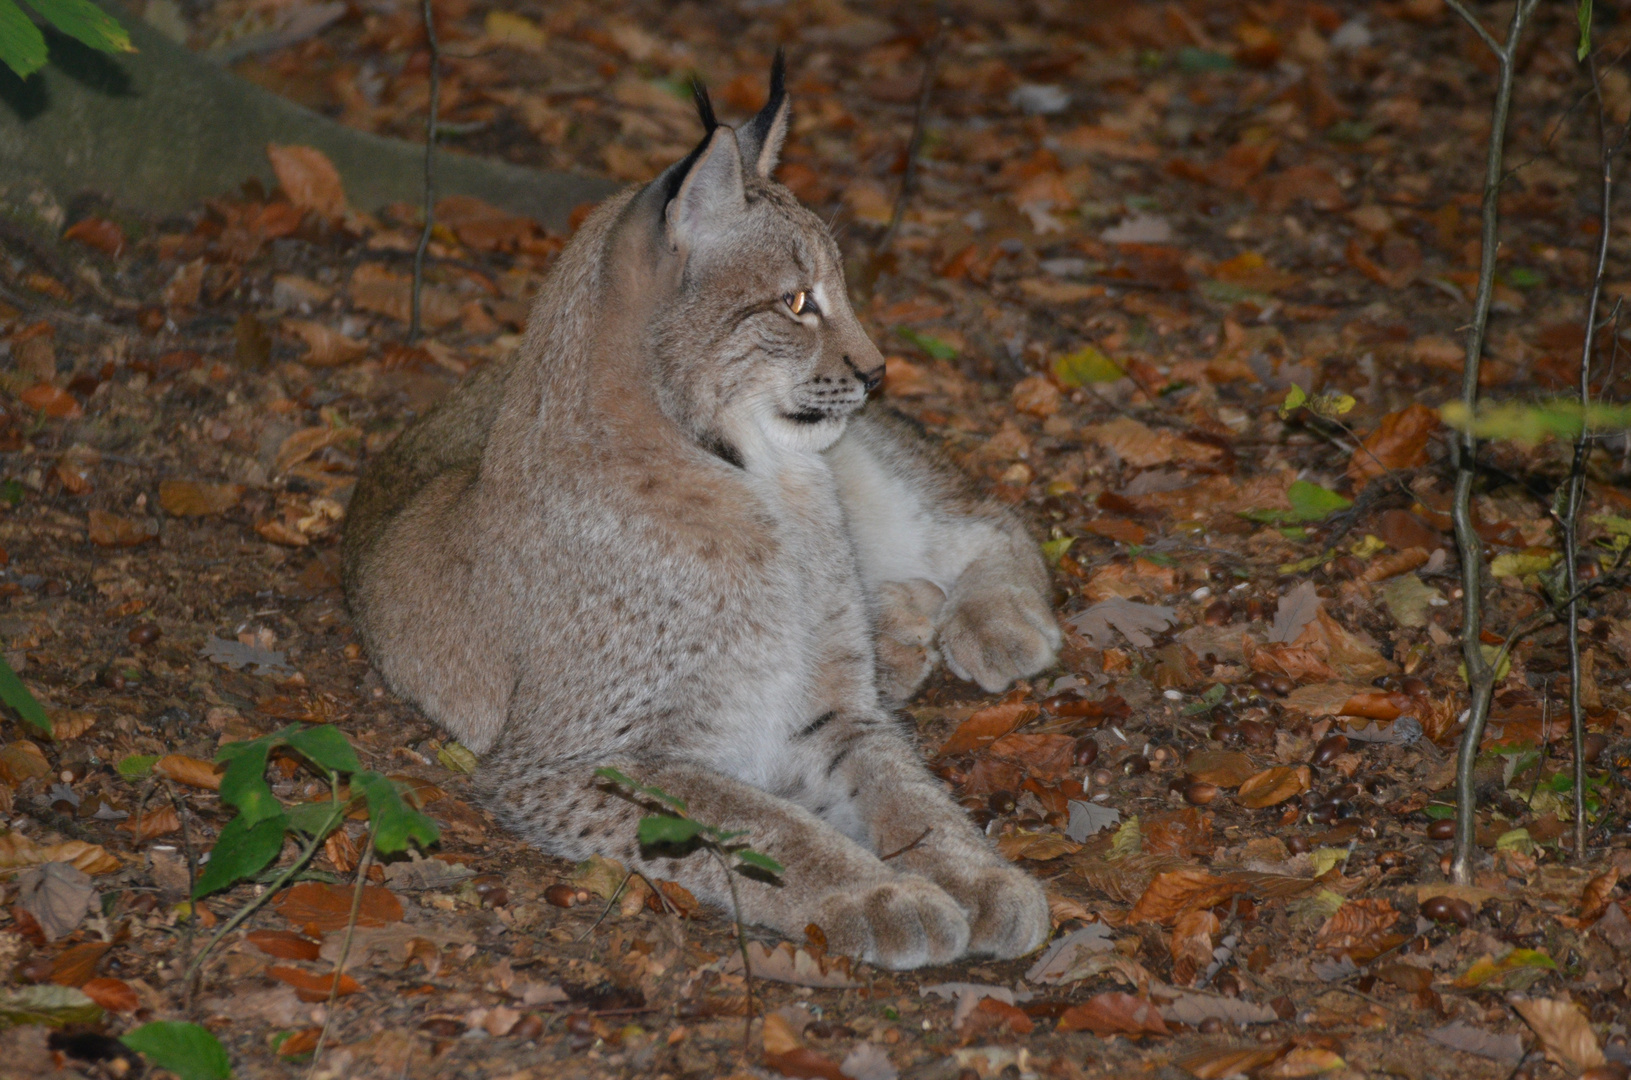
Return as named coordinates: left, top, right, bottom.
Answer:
left=848, top=355, right=886, bottom=394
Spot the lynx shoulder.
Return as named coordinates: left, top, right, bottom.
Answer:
left=342, top=56, right=1062, bottom=969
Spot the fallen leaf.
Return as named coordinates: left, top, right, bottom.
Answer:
left=0, top=984, right=103, bottom=1027
left=152, top=754, right=223, bottom=791
left=1129, top=869, right=1246, bottom=925
left=996, top=831, right=1081, bottom=862
left=1268, top=581, right=1322, bottom=643
left=1177, top=1044, right=1291, bottom=1080
left=0, top=739, right=51, bottom=785
left=0, top=832, right=121, bottom=875
left=1025, top=924, right=1116, bottom=983
left=1236, top=766, right=1311, bottom=809
left=79, top=977, right=140, bottom=1013
left=1068, top=598, right=1176, bottom=648
left=283, top=319, right=369, bottom=367
left=765, top=1046, right=848, bottom=1080
left=1056, top=992, right=1169, bottom=1036
left=721, top=940, right=859, bottom=988
left=1065, top=800, right=1121, bottom=842
left=1511, top=997, right=1606, bottom=1071
left=958, top=996, right=1035, bottom=1040
left=1159, top=991, right=1277, bottom=1026
left=1085, top=416, right=1225, bottom=468
left=267, top=144, right=348, bottom=219
left=1348, top=404, right=1439, bottom=487
left=48, top=941, right=111, bottom=986
left=18, top=383, right=82, bottom=419
left=839, top=1041, right=898, bottom=1080
left=274, top=881, right=404, bottom=932
left=248, top=930, right=323, bottom=962
left=1171, top=908, right=1220, bottom=985
left=1427, top=1023, right=1526, bottom=1062
left=1314, top=898, right=1399, bottom=954
left=268, top=965, right=362, bottom=1003
left=348, top=263, right=458, bottom=327
left=87, top=510, right=157, bottom=547
left=1184, top=750, right=1258, bottom=788
left=937, top=702, right=1038, bottom=757
left=17, top=862, right=96, bottom=941
left=158, top=480, right=244, bottom=518
left=1261, top=1047, right=1345, bottom=1078
left=117, top=803, right=181, bottom=842
left=317, top=923, right=473, bottom=972
left=63, top=217, right=127, bottom=257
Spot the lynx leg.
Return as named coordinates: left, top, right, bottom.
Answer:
left=802, top=716, right=1051, bottom=960
left=873, top=578, right=945, bottom=707
left=477, top=748, right=970, bottom=970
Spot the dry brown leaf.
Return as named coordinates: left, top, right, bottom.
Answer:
left=1129, top=869, right=1246, bottom=925
left=80, top=977, right=140, bottom=1013
left=267, top=144, right=348, bottom=220
left=248, top=930, right=323, bottom=961
left=163, top=258, right=205, bottom=308
left=1177, top=1043, right=1290, bottom=1080
left=1236, top=766, right=1311, bottom=809
left=0, top=739, right=51, bottom=785
left=1084, top=416, right=1224, bottom=468
left=1142, top=808, right=1214, bottom=859
left=1184, top=750, right=1258, bottom=788
left=1261, top=1047, right=1347, bottom=1079
left=1358, top=547, right=1429, bottom=584
left=117, top=803, right=180, bottom=842
left=937, top=702, right=1037, bottom=757
left=722, top=940, right=859, bottom=988
left=959, top=996, right=1035, bottom=1041
left=996, top=831, right=1082, bottom=862
left=1056, top=992, right=1170, bottom=1036
left=159, top=480, right=244, bottom=518
left=984, top=732, right=1075, bottom=782
left=1511, top=997, right=1606, bottom=1071
left=1348, top=403, right=1439, bottom=487
left=1578, top=868, right=1621, bottom=921
left=1314, top=898, right=1399, bottom=953
left=48, top=941, right=110, bottom=986
left=273, top=426, right=356, bottom=475
left=152, top=754, right=223, bottom=791
left=274, top=882, right=404, bottom=932
left=1301, top=610, right=1396, bottom=681
left=87, top=510, right=157, bottom=548
left=1170, top=909, right=1219, bottom=986
left=349, top=263, right=458, bottom=327
left=50, top=712, right=97, bottom=741
left=269, top=965, right=362, bottom=1003
left=0, top=832, right=121, bottom=875
left=283, top=319, right=369, bottom=367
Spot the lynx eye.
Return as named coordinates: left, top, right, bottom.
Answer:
left=783, top=290, right=816, bottom=316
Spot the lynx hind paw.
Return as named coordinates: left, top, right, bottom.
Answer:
left=940, top=584, right=1062, bottom=693
left=874, top=579, right=948, bottom=707
left=945, top=863, right=1051, bottom=959
left=814, top=876, right=970, bottom=970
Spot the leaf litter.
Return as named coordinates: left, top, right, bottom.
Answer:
left=1, top=1, right=1630, bottom=1077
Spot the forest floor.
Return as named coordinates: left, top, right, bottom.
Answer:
left=2, top=1, right=1631, bottom=1078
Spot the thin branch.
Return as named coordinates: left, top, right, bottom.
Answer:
left=409, top=0, right=441, bottom=344
left=307, top=822, right=378, bottom=1079
left=872, top=17, right=949, bottom=261
left=1445, top=0, right=1539, bottom=888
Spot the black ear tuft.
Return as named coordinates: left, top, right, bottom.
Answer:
left=691, top=78, right=718, bottom=133
left=737, top=49, right=792, bottom=179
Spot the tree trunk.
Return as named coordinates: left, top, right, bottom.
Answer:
left=0, top=0, right=615, bottom=229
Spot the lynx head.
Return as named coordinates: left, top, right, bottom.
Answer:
left=632, top=53, right=885, bottom=464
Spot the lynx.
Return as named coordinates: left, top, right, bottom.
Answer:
left=342, top=58, right=1061, bottom=969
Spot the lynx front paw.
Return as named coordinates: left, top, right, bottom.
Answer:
left=940, top=584, right=1061, bottom=693
left=814, top=876, right=970, bottom=970
left=874, top=579, right=946, bottom=706
left=943, top=863, right=1051, bottom=959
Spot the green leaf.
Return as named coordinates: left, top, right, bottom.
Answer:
left=286, top=724, right=361, bottom=775
left=893, top=326, right=958, bottom=361
left=637, top=815, right=707, bottom=847
left=593, top=766, right=687, bottom=811
left=0, top=652, right=52, bottom=737
left=283, top=800, right=344, bottom=839
left=0, top=0, right=47, bottom=78
left=353, top=771, right=439, bottom=854
left=1286, top=480, right=1351, bottom=521
left=1176, top=46, right=1233, bottom=72
left=1040, top=536, right=1075, bottom=565
left=0, top=984, right=102, bottom=1028
left=122, top=1021, right=232, bottom=1080
left=217, top=741, right=281, bottom=827
left=1422, top=804, right=1456, bottom=820
left=1440, top=399, right=1631, bottom=443
left=1180, top=683, right=1227, bottom=716
left=732, top=848, right=784, bottom=875
left=117, top=753, right=161, bottom=778
left=1052, top=345, right=1123, bottom=387
left=0, top=479, right=23, bottom=506
left=1578, top=0, right=1593, bottom=60
left=1278, top=384, right=1308, bottom=418
left=1277, top=549, right=1333, bottom=575
left=193, top=811, right=287, bottom=898
left=1504, top=267, right=1544, bottom=289
left=21, top=0, right=130, bottom=54
left=436, top=741, right=478, bottom=775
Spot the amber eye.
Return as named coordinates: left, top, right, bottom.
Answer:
left=784, top=290, right=810, bottom=315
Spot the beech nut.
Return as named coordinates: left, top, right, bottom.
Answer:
left=1184, top=782, right=1218, bottom=806
left=1421, top=895, right=1474, bottom=926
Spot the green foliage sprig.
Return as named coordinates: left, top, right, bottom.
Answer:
left=0, top=0, right=131, bottom=79
left=592, top=767, right=783, bottom=877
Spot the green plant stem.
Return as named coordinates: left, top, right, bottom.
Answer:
left=307, top=821, right=378, bottom=1079
left=1442, top=0, right=1538, bottom=888
left=183, top=806, right=343, bottom=988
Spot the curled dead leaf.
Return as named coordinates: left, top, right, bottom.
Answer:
left=937, top=702, right=1037, bottom=757
left=0, top=832, right=121, bottom=875
left=283, top=319, right=369, bottom=367
left=1236, top=766, right=1311, bottom=809
left=267, top=144, right=348, bottom=220
left=159, top=480, right=244, bottom=518
left=1056, top=992, right=1169, bottom=1036
left=1511, top=997, right=1606, bottom=1072
left=1129, top=869, right=1246, bottom=925
left=152, top=754, right=223, bottom=791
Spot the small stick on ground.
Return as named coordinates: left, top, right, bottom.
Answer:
left=307, top=822, right=379, bottom=1078
left=409, top=0, right=441, bottom=344
left=870, top=16, right=949, bottom=266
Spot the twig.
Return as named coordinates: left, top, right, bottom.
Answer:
left=409, top=0, right=441, bottom=344
left=1561, top=46, right=1630, bottom=863
left=871, top=17, right=948, bottom=261
left=706, top=848, right=757, bottom=1057
left=307, top=821, right=378, bottom=1078
left=878, top=826, right=934, bottom=862
left=577, top=870, right=633, bottom=943
left=1443, top=0, right=1539, bottom=888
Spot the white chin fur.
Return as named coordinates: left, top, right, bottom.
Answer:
left=766, top=413, right=849, bottom=454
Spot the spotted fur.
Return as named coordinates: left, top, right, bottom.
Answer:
left=342, top=59, right=1060, bottom=969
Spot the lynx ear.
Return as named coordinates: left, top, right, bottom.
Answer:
left=736, top=49, right=790, bottom=179
left=665, top=124, right=746, bottom=249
